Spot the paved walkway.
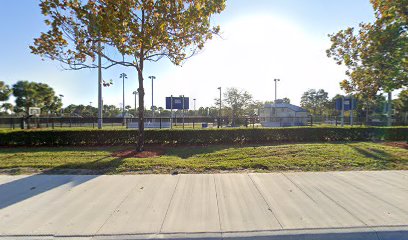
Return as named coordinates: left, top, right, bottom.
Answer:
left=0, top=171, right=407, bottom=239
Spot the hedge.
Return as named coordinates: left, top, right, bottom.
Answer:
left=0, top=127, right=407, bottom=146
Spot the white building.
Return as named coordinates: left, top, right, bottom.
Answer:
left=259, top=100, right=309, bottom=127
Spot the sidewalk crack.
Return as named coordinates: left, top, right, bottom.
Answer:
left=94, top=176, right=144, bottom=236
left=213, top=175, right=223, bottom=237
left=159, top=174, right=181, bottom=233
left=248, top=173, right=283, bottom=229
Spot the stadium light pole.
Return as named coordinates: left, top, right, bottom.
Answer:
left=217, top=87, right=222, bottom=128
left=120, top=73, right=128, bottom=117
left=59, top=94, right=64, bottom=116
left=193, top=98, right=196, bottom=115
left=132, top=90, right=138, bottom=116
left=274, top=78, right=280, bottom=102
left=149, top=76, right=156, bottom=118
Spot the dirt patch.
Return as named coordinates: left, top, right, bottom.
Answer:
left=384, top=142, right=408, bottom=150
left=111, top=147, right=166, bottom=158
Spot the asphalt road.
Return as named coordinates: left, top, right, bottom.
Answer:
left=0, top=171, right=407, bottom=239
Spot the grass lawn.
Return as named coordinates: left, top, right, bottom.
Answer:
left=0, top=142, right=407, bottom=174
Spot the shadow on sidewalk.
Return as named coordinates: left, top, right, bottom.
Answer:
left=0, top=156, right=125, bottom=209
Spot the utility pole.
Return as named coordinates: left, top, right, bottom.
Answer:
left=274, top=78, right=280, bottom=102
left=149, top=76, right=156, bottom=118
left=120, top=73, right=128, bottom=117
left=132, top=90, right=138, bottom=117
left=217, top=87, right=222, bottom=128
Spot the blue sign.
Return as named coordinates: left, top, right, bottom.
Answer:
left=336, top=97, right=357, bottom=111
left=166, top=97, right=189, bottom=110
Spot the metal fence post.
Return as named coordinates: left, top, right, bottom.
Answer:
left=160, top=118, right=162, bottom=129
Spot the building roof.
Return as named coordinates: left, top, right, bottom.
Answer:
left=263, top=103, right=308, bottom=113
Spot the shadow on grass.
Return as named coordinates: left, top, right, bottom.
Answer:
left=349, top=145, right=393, bottom=161
left=164, top=145, right=240, bottom=159
left=163, top=142, right=355, bottom=159
left=0, top=146, right=125, bottom=154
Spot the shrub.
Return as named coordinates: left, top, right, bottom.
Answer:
left=0, top=127, right=406, bottom=146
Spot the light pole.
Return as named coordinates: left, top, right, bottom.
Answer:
left=132, top=90, right=138, bottom=117
left=149, top=76, right=156, bottom=118
left=274, top=78, right=280, bottom=102
left=193, top=98, right=196, bottom=115
left=217, top=87, right=222, bottom=128
left=59, top=94, right=64, bottom=116
left=120, top=73, right=128, bottom=117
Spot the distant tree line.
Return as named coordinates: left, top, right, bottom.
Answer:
left=2, top=80, right=408, bottom=124
left=0, top=80, right=62, bottom=116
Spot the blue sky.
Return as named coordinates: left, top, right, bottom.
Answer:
left=0, top=0, right=375, bottom=108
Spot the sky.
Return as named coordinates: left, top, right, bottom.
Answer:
left=0, top=0, right=376, bottom=109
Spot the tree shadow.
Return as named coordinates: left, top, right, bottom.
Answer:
left=164, top=145, right=242, bottom=159
left=162, top=142, right=368, bottom=159
left=349, top=145, right=393, bottom=161
left=0, top=146, right=124, bottom=154
left=0, top=155, right=126, bottom=209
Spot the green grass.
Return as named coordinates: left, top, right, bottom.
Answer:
left=0, top=142, right=407, bottom=174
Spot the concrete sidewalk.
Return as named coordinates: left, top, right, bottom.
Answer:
left=0, top=171, right=407, bottom=239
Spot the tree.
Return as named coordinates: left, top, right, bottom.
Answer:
left=327, top=0, right=408, bottom=125
left=282, top=97, right=291, bottom=104
left=220, top=87, right=253, bottom=126
left=12, top=81, right=62, bottom=115
left=394, top=89, right=408, bottom=123
left=300, top=89, right=329, bottom=116
left=0, top=103, right=13, bottom=115
left=103, top=105, right=121, bottom=117
left=31, top=0, right=226, bottom=151
left=0, top=81, right=12, bottom=102
left=246, top=101, right=263, bottom=117
left=43, top=96, right=63, bottom=114
left=0, top=81, right=12, bottom=115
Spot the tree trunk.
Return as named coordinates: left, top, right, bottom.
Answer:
left=97, top=43, right=103, bottom=129
left=232, top=109, right=236, bottom=127
left=137, top=69, right=145, bottom=152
